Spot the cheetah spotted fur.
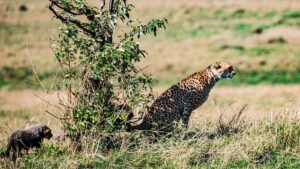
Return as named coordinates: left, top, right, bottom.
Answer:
left=129, top=61, right=236, bottom=131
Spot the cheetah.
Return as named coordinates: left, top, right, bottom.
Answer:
left=128, top=61, right=236, bottom=131
left=2, top=124, right=53, bottom=162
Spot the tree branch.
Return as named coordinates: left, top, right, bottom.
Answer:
left=100, top=0, right=106, bottom=12
left=48, top=2, right=95, bottom=37
left=46, top=110, right=70, bottom=120
left=109, top=0, right=115, bottom=13
left=51, top=0, right=83, bottom=15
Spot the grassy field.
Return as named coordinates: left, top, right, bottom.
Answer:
left=0, top=0, right=300, bottom=168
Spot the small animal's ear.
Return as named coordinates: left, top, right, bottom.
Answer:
left=44, top=128, right=49, bottom=133
left=43, top=126, right=50, bottom=133
left=42, top=125, right=47, bottom=130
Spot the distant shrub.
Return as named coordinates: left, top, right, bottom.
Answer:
left=234, top=23, right=253, bottom=36
left=220, top=44, right=245, bottom=51
left=231, top=9, right=246, bottom=18
left=249, top=47, right=272, bottom=56
left=268, top=37, right=287, bottom=44
left=19, top=5, right=28, bottom=12
left=283, top=11, right=300, bottom=19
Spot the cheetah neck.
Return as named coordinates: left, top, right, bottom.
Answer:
left=180, top=69, right=219, bottom=90
left=179, top=69, right=219, bottom=90
left=203, top=69, right=220, bottom=84
left=194, top=69, right=219, bottom=88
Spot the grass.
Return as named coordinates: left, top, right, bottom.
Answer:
left=2, top=109, right=300, bottom=169
left=233, top=23, right=253, bottom=37
left=0, top=65, right=62, bottom=89
left=157, top=68, right=300, bottom=87
left=219, top=69, right=300, bottom=85
left=248, top=47, right=273, bottom=56
left=0, top=110, right=31, bottom=120
left=0, top=22, right=28, bottom=46
left=165, top=8, right=300, bottom=41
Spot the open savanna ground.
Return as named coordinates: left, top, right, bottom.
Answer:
left=1, top=0, right=300, bottom=168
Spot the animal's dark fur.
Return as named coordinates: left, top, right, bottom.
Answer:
left=0, top=152, right=5, bottom=158
left=3, top=124, right=53, bottom=162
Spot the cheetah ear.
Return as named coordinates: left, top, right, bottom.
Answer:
left=210, top=63, right=221, bottom=69
left=212, top=63, right=221, bottom=69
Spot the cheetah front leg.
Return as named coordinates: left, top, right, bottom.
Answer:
left=182, top=104, right=193, bottom=128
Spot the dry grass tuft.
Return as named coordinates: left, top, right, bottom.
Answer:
left=215, top=104, right=248, bottom=137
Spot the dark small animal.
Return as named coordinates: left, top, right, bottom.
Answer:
left=3, top=124, right=53, bottom=162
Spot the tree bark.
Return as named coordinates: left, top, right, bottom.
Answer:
left=109, top=0, right=115, bottom=13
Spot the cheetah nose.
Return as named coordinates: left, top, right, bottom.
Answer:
left=232, top=71, right=236, bottom=76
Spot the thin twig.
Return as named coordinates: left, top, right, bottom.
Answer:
left=59, top=102, right=73, bottom=109
left=33, top=93, right=63, bottom=111
left=100, top=0, right=106, bottom=12
left=135, top=65, right=151, bottom=75
left=46, top=110, right=69, bottom=120
left=27, top=43, right=46, bottom=92
left=57, top=92, right=67, bottom=106
left=229, top=104, right=248, bottom=126
left=49, top=68, right=60, bottom=93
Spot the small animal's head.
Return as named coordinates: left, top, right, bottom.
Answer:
left=208, top=61, right=236, bottom=80
left=42, top=125, right=53, bottom=139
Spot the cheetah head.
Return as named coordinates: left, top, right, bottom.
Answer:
left=208, top=61, right=236, bottom=80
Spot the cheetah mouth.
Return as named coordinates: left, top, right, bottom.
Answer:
left=227, top=71, right=236, bottom=80
left=226, top=73, right=236, bottom=80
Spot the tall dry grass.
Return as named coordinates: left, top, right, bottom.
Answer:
left=1, top=104, right=299, bottom=168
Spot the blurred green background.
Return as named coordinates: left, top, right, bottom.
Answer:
left=1, top=0, right=300, bottom=89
